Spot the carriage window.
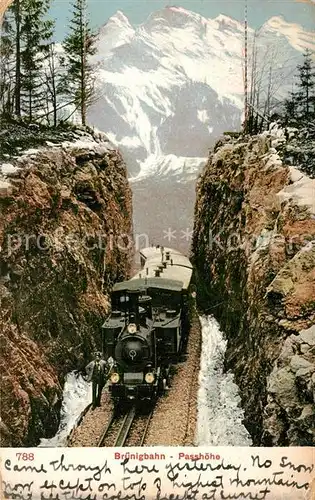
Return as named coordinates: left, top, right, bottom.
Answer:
left=149, top=290, right=181, bottom=309
left=120, top=296, right=130, bottom=303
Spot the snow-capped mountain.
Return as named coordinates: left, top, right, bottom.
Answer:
left=88, top=7, right=314, bottom=183
left=86, top=7, right=314, bottom=250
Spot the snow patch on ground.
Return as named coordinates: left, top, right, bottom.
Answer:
left=38, top=372, right=92, bottom=447
left=1, top=163, right=20, bottom=175
left=61, top=138, right=114, bottom=153
left=197, top=316, right=252, bottom=446
left=0, top=179, right=11, bottom=191
left=277, top=166, right=315, bottom=215
left=22, top=148, right=39, bottom=156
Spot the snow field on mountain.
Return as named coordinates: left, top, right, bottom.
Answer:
left=88, top=8, right=314, bottom=181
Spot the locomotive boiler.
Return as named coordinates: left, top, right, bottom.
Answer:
left=101, top=246, right=193, bottom=404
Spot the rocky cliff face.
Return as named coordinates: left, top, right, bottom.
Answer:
left=0, top=127, right=133, bottom=446
left=192, top=127, right=315, bottom=446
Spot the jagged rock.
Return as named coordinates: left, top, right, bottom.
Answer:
left=267, top=368, right=298, bottom=405
left=0, top=127, right=133, bottom=446
left=0, top=179, right=12, bottom=196
left=300, top=325, right=315, bottom=346
left=262, top=400, right=287, bottom=446
left=300, top=343, right=311, bottom=354
left=276, top=335, right=296, bottom=365
left=192, top=128, right=315, bottom=445
left=296, top=366, right=315, bottom=378
left=290, top=355, right=314, bottom=372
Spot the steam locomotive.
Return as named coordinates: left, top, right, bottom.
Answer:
left=101, top=246, right=193, bottom=404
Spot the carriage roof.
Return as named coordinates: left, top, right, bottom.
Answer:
left=137, top=247, right=193, bottom=290
left=139, top=247, right=183, bottom=260
left=113, top=247, right=192, bottom=293
left=112, top=277, right=183, bottom=293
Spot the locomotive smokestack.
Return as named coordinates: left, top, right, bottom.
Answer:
left=127, top=289, right=141, bottom=326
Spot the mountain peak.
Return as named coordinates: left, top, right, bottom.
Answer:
left=97, top=10, right=135, bottom=53
left=213, top=14, right=245, bottom=32
left=107, top=10, right=132, bottom=27
left=144, top=5, right=205, bottom=28
left=265, top=15, right=292, bottom=27
left=262, top=15, right=315, bottom=53
left=167, top=6, right=194, bottom=15
left=91, top=6, right=313, bottom=184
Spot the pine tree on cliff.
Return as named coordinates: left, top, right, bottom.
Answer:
left=60, top=0, right=96, bottom=126
left=41, top=42, right=59, bottom=127
left=0, top=0, right=22, bottom=117
left=283, top=51, right=315, bottom=127
left=10, top=0, right=22, bottom=117
left=295, top=50, right=315, bottom=124
left=20, top=0, right=55, bottom=122
left=283, top=89, right=298, bottom=126
left=0, top=0, right=55, bottom=122
left=0, top=9, right=16, bottom=118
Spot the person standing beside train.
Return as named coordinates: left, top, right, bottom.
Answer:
left=85, top=352, right=111, bottom=409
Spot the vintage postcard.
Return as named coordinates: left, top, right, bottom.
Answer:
left=0, top=0, right=314, bottom=498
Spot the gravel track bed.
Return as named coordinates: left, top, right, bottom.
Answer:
left=68, top=391, right=114, bottom=447
left=144, top=308, right=201, bottom=446
left=100, top=415, right=126, bottom=447
left=125, top=412, right=152, bottom=447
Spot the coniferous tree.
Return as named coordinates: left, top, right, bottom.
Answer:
left=14, top=0, right=21, bottom=116
left=61, top=0, right=96, bottom=126
left=0, top=9, right=16, bottom=118
left=20, top=0, right=54, bottom=122
left=283, top=90, right=297, bottom=126
left=295, top=49, right=315, bottom=123
left=281, top=51, right=315, bottom=128
left=42, top=42, right=58, bottom=126
left=0, top=0, right=24, bottom=118
left=1, top=0, right=55, bottom=123
left=279, top=52, right=315, bottom=179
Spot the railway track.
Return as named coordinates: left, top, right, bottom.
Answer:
left=115, top=406, right=136, bottom=446
left=97, top=405, right=153, bottom=447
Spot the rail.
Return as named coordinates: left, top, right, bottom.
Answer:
left=139, top=410, right=153, bottom=446
left=96, top=405, right=153, bottom=447
left=114, top=406, right=137, bottom=446
left=97, top=413, right=116, bottom=447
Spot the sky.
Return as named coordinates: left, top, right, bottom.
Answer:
left=50, top=0, right=315, bottom=41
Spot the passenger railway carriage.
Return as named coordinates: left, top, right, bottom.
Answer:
left=101, top=246, right=193, bottom=404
